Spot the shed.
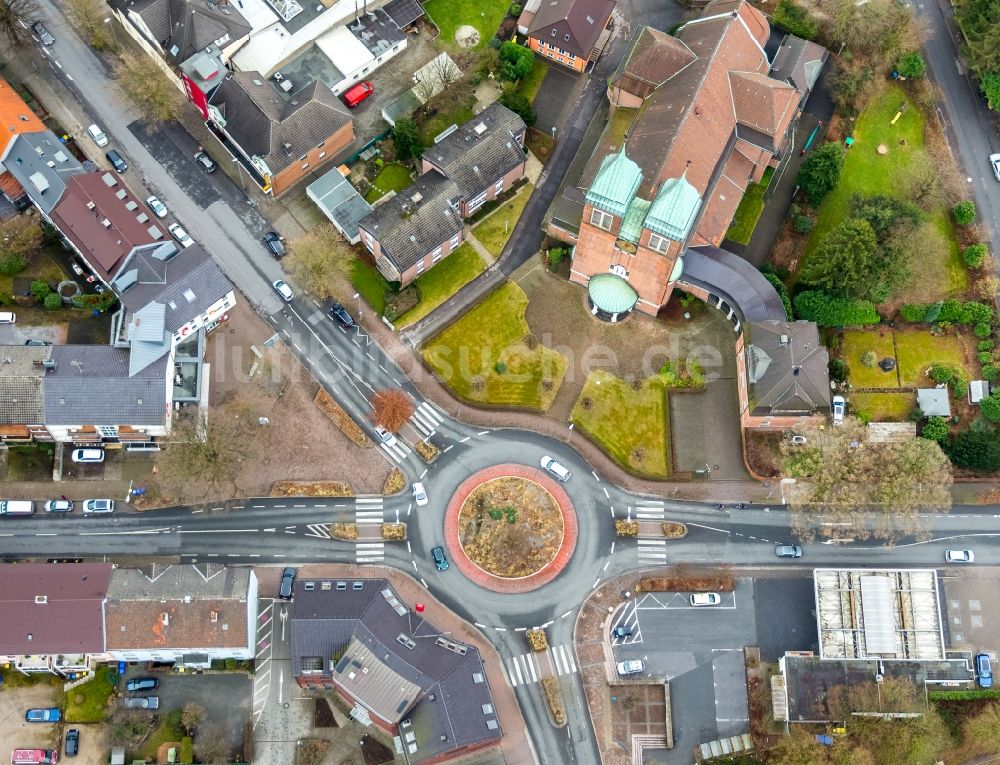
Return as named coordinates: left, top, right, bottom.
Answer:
left=969, top=380, right=990, bottom=405
left=917, top=388, right=951, bottom=418
left=110, top=748, right=125, bottom=765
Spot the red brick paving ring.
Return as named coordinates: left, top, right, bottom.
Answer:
left=444, top=464, right=578, bottom=593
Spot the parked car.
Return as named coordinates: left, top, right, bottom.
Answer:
left=105, top=149, right=128, bottom=173
left=71, top=448, right=104, bottom=463
left=124, top=696, right=159, bottom=709
left=945, top=549, right=975, bottom=564
left=70, top=261, right=86, bottom=276
left=610, top=625, right=632, bottom=640
left=145, top=195, right=168, bottom=218
left=539, top=455, right=571, bottom=482
left=412, top=482, right=428, bottom=507
left=65, top=728, right=80, bottom=757
left=168, top=223, right=193, bottom=248
left=194, top=151, right=216, bottom=173
left=278, top=567, right=296, bottom=600
left=341, top=81, right=374, bottom=108
left=125, top=677, right=159, bottom=692
left=775, top=545, right=802, bottom=559
left=373, top=425, right=397, bottom=447
left=690, top=592, right=721, bottom=606
left=86, top=124, right=108, bottom=147
left=12, top=749, right=58, bottom=764
left=31, top=21, right=55, bottom=45
left=790, top=435, right=807, bottom=445
left=976, top=653, right=993, bottom=688
left=0, top=311, right=15, bottom=323
left=0, top=500, right=34, bottom=515
left=82, top=499, right=115, bottom=514
left=24, top=339, right=52, bottom=346
left=263, top=231, right=285, bottom=257
left=616, top=659, right=644, bottom=676
left=991, top=153, right=1000, bottom=182
left=273, top=279, right=293, bottom=302
left=43, top=499, right=73, bottom=513
left=328, top=302, right=355, bottom=328
left=25, top=707, right=61, bottom=723
left=431, top=546, right=449, bottom=571
left=832, top=395, right=846, bottom=425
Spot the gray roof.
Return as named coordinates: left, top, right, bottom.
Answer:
left=359, top=171, right=463, bottom=272
left=306, top=169, right=373, bottom=242
left=2, top=131, right=84, bottom=214
left=291, top=578, right=500, bottom=761
left=347, top=9, right=405, bottom=56
left=107, top=563, right=250, bottom=600
left=209, top=72, right=353, bottom=175
left=114, top=0, right=251, bottom=64
left=0, top=345, right=50, bottom=424
left=769, top=34, right=828, bottom=99
left=424, top=102, right=527, bottom=199
left=744, top=320, right=830, bottom=416
left=917, top=388, right=951, bottom=418
left=548, top=185, right=586, bottom=234
left=43, top=345, right=168, bottom=426
left=382, top=0, right=423, bottom=28
left=679, top=245, right=788, bottom=323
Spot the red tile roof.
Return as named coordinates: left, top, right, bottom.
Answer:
left=730, top=71, right=798, bottom=138
left=106, top=600, right=249, bottom=650
left=0, top=563, right=112, bottom=655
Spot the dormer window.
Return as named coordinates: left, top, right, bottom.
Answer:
left=565, top=34, right=570, bottom=41
left=550, top=29, right=557, bottom=36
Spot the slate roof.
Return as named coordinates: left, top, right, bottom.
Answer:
left=0, top=345, right=49, bottom=425
left=291, top=578, right=501, bottom=762
left=359, top=171, right=463, bottom=273
left=610, top=26, right=696, bottom=100
left=744, top=320, right=831, bottom=416
left=306, top=168, right=373, bottom=242
left=106, top=564, right=251, bottom=650
left=0, top=563, right=113, bottom=656
left=527, top=0, right=617, bottom=60
left=679, top=245, right=787, bottom=323
left=50, top=171, right=162, bottom=280
left=383, top=0, right=423, bottom=28
left=43, top=345, right=168, bottom=426
left=2, top=130, right=85, bottom=214
left=730, top=71, right=798, bottom=139
left=770, top=34, right=828, bottom=99
left=114, top=0, right=251, bottom=64
left=423, top=102, right=527, bottom=199
left=208, top=71, right=353, bottom=176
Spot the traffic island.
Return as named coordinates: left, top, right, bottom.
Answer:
left=444, top=464, right=577, bottom=593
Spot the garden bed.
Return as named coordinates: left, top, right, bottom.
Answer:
left=636, top=564, right=734, bottom=593
left=270, top=481, right=353, bottom=497
left=314, top=389, right=372, bottom=447
left=331, top=523, right=358, bottom=540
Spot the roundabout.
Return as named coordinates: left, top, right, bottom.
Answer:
left=444, top=464, right=578, bottom=593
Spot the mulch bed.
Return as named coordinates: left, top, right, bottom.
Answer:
left=360, top=735, right=393, bottom=765
left=313, top=698, right=338, bottom=728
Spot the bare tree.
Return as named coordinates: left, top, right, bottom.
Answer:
left=114, top=52, right=184, bottom=129
left=284, top=224, right=349, bottom=300
left=193, top=721, right=228, bottom=764
left=180, top=702, right=205, bottom=735
left=0, top=215, right=43, bottom=276
left=0, top=0, right=39, bottom=47
left=64, top=0, right=116, bottom=50
left=371, top=388, right=414, bottom=432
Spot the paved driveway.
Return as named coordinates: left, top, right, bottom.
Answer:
left=0, top=675, right=62, bottom=754
left=534, top=67, right=583, bottom=135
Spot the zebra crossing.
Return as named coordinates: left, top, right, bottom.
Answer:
left=506, top=644, right=578, bottom=687
left=355, top=497, right=385, bottom=524
left=354, top=497, right=385, bottom=563
left=633, top=499, right=665, bottom=520
left=356, top=542, right=385, bottom=564
left=637, top=539, right=668, bottom=564
left=380, top=437, right=411, bottom=463
left=410, top=401, right=445, bottom=438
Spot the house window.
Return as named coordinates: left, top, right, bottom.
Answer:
left=569, top=52, right=575, bottom=59
left=550, top=29, right=557, bottom=36
left=590, top=209, right=614, bottom=231
left=564, top=34, right=570, bottom=41
left=416, top=260, right=425, bottom=274
left=318, top=151, right=326, bottom=159
left=494, top=178, right=504, bottom=194
left=450, top=233, right=460, bottom=249
left=610, top=264, right=629, bottom=278
left=362, top=67, right=369, bottom=74
left=301, top=163, right=309, bottom=170
left=299, top=154, right=307, bottom=161
left=547, top=52, right=554, bottom=58
left=468, top=191, right=488, bottom=211
left=648, top=233, right=669, bottom=253
left=432, top=246, right=443, bottom=263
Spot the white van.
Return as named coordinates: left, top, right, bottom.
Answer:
left=0, top=311, right=15, bottom=323
left=0, top=500, right=35, bottom=515
left=87, top=124, right=109, bottom=147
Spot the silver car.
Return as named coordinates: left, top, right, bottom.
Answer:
left=83, top=499, right=115, bottom=514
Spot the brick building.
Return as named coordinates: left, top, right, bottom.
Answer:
left=520, top=0, right=616, bottom=72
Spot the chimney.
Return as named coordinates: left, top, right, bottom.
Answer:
left=160, top=611, right=169, bottom=626
left=210, top=609, right=218, bottom=622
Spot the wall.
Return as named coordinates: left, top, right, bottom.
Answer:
left=270, top=120, right=354, bottom=197
left=395, top=228, right=466, bottom=286
left=459, top=161, right=527, bottom=217
left=528, top=36, right=587, bottom=71
left=606, top=86, right=643, bottom=109
left=112, top=8, right=187, bottom=92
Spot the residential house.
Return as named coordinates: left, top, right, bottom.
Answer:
left=207, top=71, right=354, bottom=196
left=0, top=563, right=113, bottom=677
left=106, top=564, right=258, bottom=667
left=0, top=77, right=48, bottom=210
left=291, top=577, right=502, bottom=764
left=358, top=103, right=527, bottom=285
left=522, top=0, right=617, bottom=72
left=1, top=130, right=85, bottom=217
left=307, top=167, right=373, bottom=244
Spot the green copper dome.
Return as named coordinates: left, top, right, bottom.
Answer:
left=585, top=148, right=643, bottom=218
left=588, top=273, right=639, bottom=315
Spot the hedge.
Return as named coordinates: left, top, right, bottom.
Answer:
left=763, top=272, right=793, bottom=320
left=793, top=291, right=880, bottom=327
left=899, top=300, right=993, bottom=326
left=928, top=689, right=1000, bottom=701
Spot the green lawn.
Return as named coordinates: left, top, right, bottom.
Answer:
left=518, top=59, right=549, bottom=103
left=364, top=163, right=413, bottom=203
left=64, top=665, right=117, bottom=723
left=422, top=282, right=567, bottom=410
left=570, top=370, right=670, bottom=478
left=800, top=85, right=967, bottom=300
left=472, top=183, right=534, bottom=258
left=396, top=244, right=487, bottom=328
left=840, top=330, right=899, bottom=388
left=349, top=258, right=389, bottom=314
left=894, top=330, right=971, bottom=387
left=725, top=167, right=774, bottom=245
left=421, top=100, right=476, bottom=145
left=137, top=710, right=184, bottom=760
left=851, top=391, right=916, bottom=422
left=423, top=0, right=510, bottom=49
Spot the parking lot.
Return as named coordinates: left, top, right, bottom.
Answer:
left=0, top=675, right=63, bottom=755
left=942, top=568, right=1000, bottom=662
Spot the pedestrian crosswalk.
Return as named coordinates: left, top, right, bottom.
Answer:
left=637, top=539, right=667, bottom=564
left=356, top=541, right=385, bottom=564
left=506, top=644, right=578, bottom=687
left=355, top=496, right=385, bottom=524
left=380, top=437, right=411, bottom=463
left=633, top=500, right=665, bottom=520
left=410, top=401, right=444, bottom=438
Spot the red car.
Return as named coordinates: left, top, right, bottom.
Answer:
left=341, top=81, right=373, bottom=108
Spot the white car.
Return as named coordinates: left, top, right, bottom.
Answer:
left=0, top=311, right=15, bottom=324
left=690, top=592, right=721, bottom=606
left=990, top=153, right=1000, bottom=182
left=87, top=124, right=108, bottom=147
left=168, top=223, right=193, bottom=248
left=145, top=195, right=168, bottom=218
left=82, top=499, right=115, bottom=514
left=412, top=482, right=428, bottom=507
left=373, top=425, right=397, bottom=448
left=43, top=500, right=73, bottom=513
left=540, top=455, right=571, bottom=482
left=273, top=279, right=293, bottom=302
left=616, top=659, right=644, bottom=676
left=945, top=549, right=974, bottom=564
left=71, top=448, right=104, bottom=463
left=832, top=395, right=846, bottom=425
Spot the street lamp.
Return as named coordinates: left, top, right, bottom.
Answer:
left=103, top=17, right=119, bottom=47
left=353, top=292, right=362, bottom=318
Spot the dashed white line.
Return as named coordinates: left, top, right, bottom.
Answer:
left=514, top=627, right=527, bottom=632
left=412, top=560, right=418, bottom=571
left=475, top=622, right=487, bottom=628
left=603, top=561, right=610, bottom=571
left=420, top=468, right=428, bottom=479
left=420, top=577, right=428, bottom=588
left=35, top=532, right=56, bottom=536
left=460, top=436, right=470, bottom=443
left=561, top=610, right=572, bottom=619
left=443, top=445, right=453, bottom=453
left=603, top=487, right=609, bottom=499
left=592, top=578, right=600, bottom=589
left=478, top=430, right=489, bottom=436
left=494, top=627, right=507, bottom=632
left=294, top=343, right=304, bottom=352
left=592, top=471, right=600, bottom=481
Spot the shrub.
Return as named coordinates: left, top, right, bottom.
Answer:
left=793, top=291, right=880, bottom=327
left=948, top=428, right=1000, bottom=471
left=494, top=360, right=507, bottom=374
left=796, top=142, right=844, bottom=205
left=772, top=0, right=818, bottom=39
left=984, top=364, right=1000, bottom=383
left=829, top=358, right=849, bottom=383
left=615, top=519, right=638, bottom=537
left=923, top=301, right=943, bottom=324
left=30, top=279, right=51, bottom=301
left=547, top=247, right=566, bottom=270
left=975, top=321, right=993, bottom=338
left=981, top=391, right=1000, bottom=423
left=43, top=293, right=62, bottom=310
left=383, top=284, right=420, bottom=322
left=899, top=304, right=925, bottom=322
left=860, top=350, right=878, bottom=368
left=964, top=243, right=989, bottom=268
left=978, top=340, right=995, bottom=352
left=960, top=301, right=994, bottom=325
left=489, top=36, right=501, bottom=49
left=526, top=629, right=548, bottom=651
left=392, top=118, right=423, bottom=161
left=499, top=41, right=534, bottom=81
left=921, top=416, right=949, bottom=442
left=897, top=51, right=926, bottom=78
left=930, top=364, right=955, bottom=384
left=939, top=299, right=963, bottom=323
left=953, top=199, right=977, bottom=225
left=180, top=737, right=194, bottom=765
left=792, top=214, right=814, bottom=234
left=499, top=90, right=536, bottom=126
left=950, top=372, right=969, bottom=398
left=510, top=2, right=522, bottom=15
left=979, top=351, right=994, bottom=364
left=763, top=272, right=792, bottom=320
